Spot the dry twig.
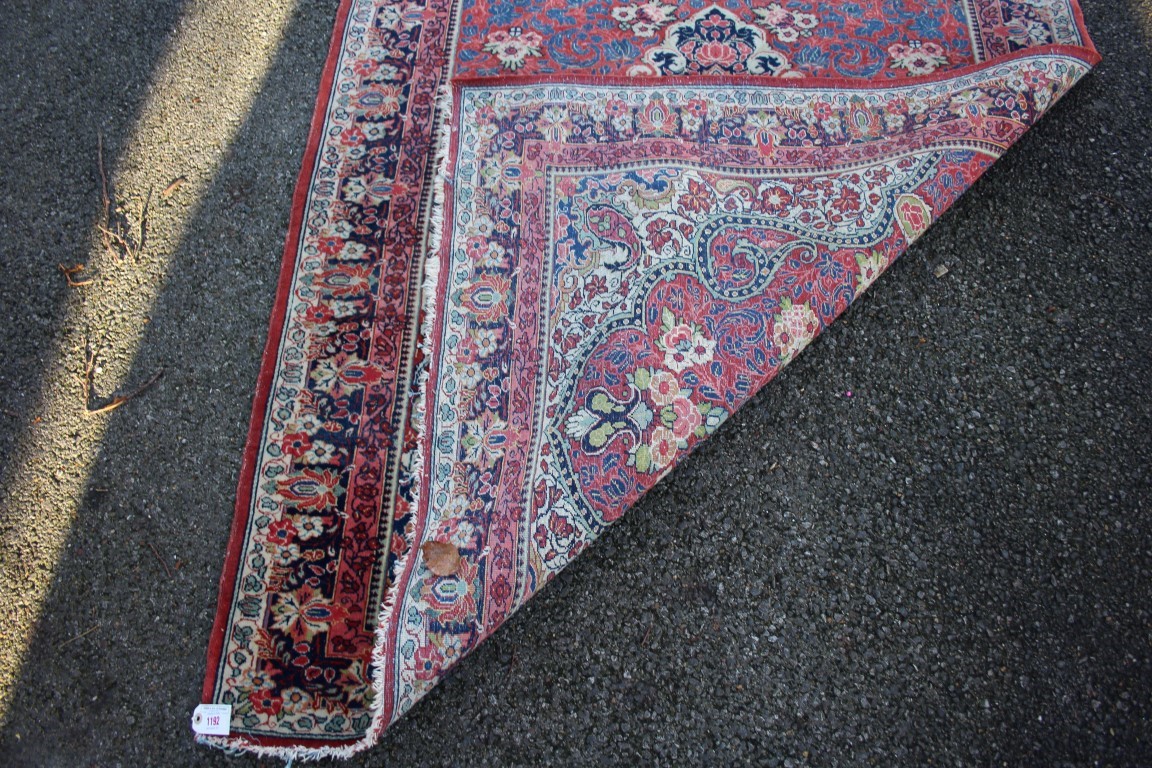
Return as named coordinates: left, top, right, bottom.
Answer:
left=81, top=348, right=164, bottom=416
left=57, top=624, right=101, bottom=650
left=96, top=132, right=152, bottom=259
left=58, top=263, right=93, bottom=287
left=139, top=186, right=153, bottom=253
left=1095, top=192, right=1131, bottom=213
left=161, top=176, right=187, bottom=199
left=144, top=541, right=173, bottom=579
left=98, top=132, right=112, bottom=251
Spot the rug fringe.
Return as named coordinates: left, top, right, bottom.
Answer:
left=363, top=79, right=457, bottom=749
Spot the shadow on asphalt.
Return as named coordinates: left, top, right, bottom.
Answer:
left=0, top=1, right=338, bottom=765
left=1, top=0, right=1150, bottom=766
left=0, top=0, right=191, bottom=490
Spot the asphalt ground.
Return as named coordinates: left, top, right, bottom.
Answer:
left=0, top=1, right=1148, bottom=766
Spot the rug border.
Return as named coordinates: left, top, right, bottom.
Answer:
left=452, top=43, right=1100, bottom=90
left=198, top=0, right=363, bottom=753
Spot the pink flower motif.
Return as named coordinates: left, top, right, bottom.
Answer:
left=649, top=426, right=679, bottom=471
left=605, top=98, right=629, bottom=118
left=412, top=642, right=442, bottom=681
left=483, top=28, right=544, bottom=70
left=658, top=311, right=717, bottom=372
left=685, top=99, right=709, bottom=118
left=695, top=41, right=738, bottom=68
left=758, top=183, right=794, bottom=214
left=888, top=41, right=949, bottom=76
left=678, top=177, right=715, bottom=214
left=759, top=7, right=790, bottom=26
left=670, top=396, right=702, bottom=441
left=316, top=235, right=343, bottom=255
left=773, top=299, right=820, bottom=360
left=249, top=689, right=283, bottom=717
left=648, top=370, right=681, bottom=406
left=898, top=198, right=927, bottom=232
left=281, top=431, right=314, bottom=458
left=267, top=518, right=298, bottom=546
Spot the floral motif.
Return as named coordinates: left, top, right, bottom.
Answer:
left=461, top=411, right=512, bottom=468
left=611, top=1, right=677, bottom=38
left=753, top=4, right=818, bottom=43
left=483, top=27, right=544, bottom=70
left=624, top=366, right=729, bottom=473
left=269, top=584, right=348, bottom=643
left=459, top=274, right=512, bottom=324
left=853, top=248, right=887, bottom=296
left=895, top=193, right=933, bottom=241
left=643, top=6, right=790, bottom=75
left=888, top=40, right=950, bottom=75
left=656, top=308, right=716, bottom=372
left=772, top=298, right=820, bottom=362
left=1006, top=17, right=1054, bottom=47
left=647, top=369, right=680, bottom=406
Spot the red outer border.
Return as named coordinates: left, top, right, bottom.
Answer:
left=199, top=0, right=361, bottom=749
left=1069, top=0, right=1099, bottom=58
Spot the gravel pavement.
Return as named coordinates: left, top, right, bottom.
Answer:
left=0, top=1, right=1149, bottom=766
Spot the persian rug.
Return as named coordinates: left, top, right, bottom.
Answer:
left=198, top=0, right=1098, bottom=758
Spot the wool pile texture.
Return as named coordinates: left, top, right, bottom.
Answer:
left=200, top=0, right=1098, bottom=758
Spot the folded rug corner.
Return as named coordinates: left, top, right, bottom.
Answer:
left=197, top=0, right=1098, bottom=759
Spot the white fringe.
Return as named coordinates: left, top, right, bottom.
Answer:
left=363, top=79, right=457, bottom=749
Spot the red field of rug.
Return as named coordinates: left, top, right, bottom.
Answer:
left=198, top=0, right=1097, bottom=758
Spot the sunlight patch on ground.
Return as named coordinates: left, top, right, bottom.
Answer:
left=0, top=0, right=300, bottom=719
left=1134, top=0, right=1152, bottom=41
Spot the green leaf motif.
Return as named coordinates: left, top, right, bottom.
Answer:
left=588, top=422, right=617, bottom=448
left=591, top=392, right=622, bottom=414
left=630, top=400, right=654, bottom=431
left=705, top=406, right=729, bottom=433
left=633, top=444, right=652, bottom=473
left=238, top=596, right=262, bottom=618
left=633, top=367, right=652, bottom=390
